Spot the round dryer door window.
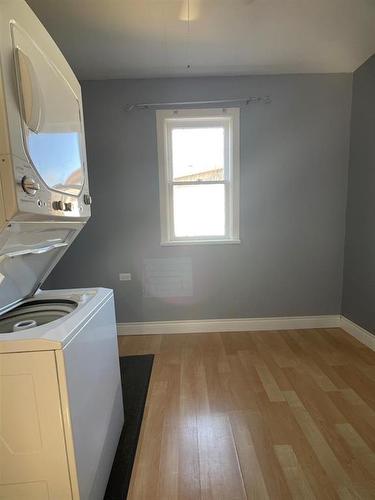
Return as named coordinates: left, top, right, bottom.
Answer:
left=13, top=25, right=85, bottom=196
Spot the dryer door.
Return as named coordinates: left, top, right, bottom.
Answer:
left=12, top=24, right=85, bottom=197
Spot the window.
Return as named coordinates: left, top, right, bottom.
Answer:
left=156, top=108, right=240, bottom=245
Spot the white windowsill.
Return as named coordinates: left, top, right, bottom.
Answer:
left=160, top=239, right=241, bottom=246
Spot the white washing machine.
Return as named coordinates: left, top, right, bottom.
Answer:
left=0, top=1, right=124, bottom=498
left=0, top=288, right=124, bottom=500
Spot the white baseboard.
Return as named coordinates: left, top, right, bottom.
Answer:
left=340, top=316, right=375, bottom=351
left=117, top=314, right=375, bottom=351
left=117, top=315, right=341, bottom=336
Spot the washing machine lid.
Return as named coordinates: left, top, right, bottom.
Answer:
left=0, top=221, right=83, bottom=314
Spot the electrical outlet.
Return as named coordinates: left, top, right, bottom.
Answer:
left=119, top=273, right=131, bottom=281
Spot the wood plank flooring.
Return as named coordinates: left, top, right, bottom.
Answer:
left=118, top=329, right=375, bottom=499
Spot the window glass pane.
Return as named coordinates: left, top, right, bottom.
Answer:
left=173, top=184, right=225, bottom=237
left=172, top=127, right=224, bottom=182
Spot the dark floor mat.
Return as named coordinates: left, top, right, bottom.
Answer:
left=104, top=354, right=154, bottom=500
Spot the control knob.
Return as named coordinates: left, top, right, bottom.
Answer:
left=83, top=194, right=92, bottom=205
left=52, top=200, right=64, bottom=211
left=21, top=176, right=40, bottom=196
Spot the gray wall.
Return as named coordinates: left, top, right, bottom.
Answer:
left=342, top=56, right=375, bottom=334
left=45, top=74, right=352, bottom=323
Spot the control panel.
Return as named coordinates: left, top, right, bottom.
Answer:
left=11, top=157, right=92, bottom=221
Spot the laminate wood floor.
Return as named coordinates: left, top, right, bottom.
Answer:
left=118, top=329, right=375, bottom=499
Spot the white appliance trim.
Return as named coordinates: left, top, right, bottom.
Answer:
left=117, top=315, right=341, bottom=335
left=55, top=349, right=80, bottom=500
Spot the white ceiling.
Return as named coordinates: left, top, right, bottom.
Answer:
left=26, top=0, right=375, bottom=80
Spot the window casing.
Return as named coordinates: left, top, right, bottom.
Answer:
left=156, top=108, right=240, bottom=245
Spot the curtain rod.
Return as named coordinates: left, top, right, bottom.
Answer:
left=124, top=96, right=271, bottom=111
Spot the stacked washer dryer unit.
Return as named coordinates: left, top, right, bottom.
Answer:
left=0, top=1, right=123, bottom=499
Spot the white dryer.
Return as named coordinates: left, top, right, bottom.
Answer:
left=0, top=1, right=124, bottom=499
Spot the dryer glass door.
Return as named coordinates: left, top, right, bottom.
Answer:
left=12, top=25, right=85, bottom=196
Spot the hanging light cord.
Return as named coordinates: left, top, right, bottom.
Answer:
left=186, top=0, right=191, bottom=69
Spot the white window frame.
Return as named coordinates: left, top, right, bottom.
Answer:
left=156, top=107, right=240, bottom=246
